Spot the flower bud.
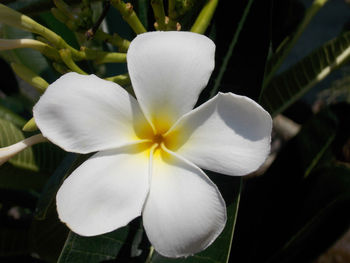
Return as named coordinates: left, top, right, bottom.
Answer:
left=22, top=117, right=38, bottom=132
left=0, top=38, right=60, bottom=60
left=0, top=134, right=47, bottom=166
left=0, top=4, right=63, bottom=48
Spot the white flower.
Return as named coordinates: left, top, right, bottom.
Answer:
left=32, top=31, right=272, bottom=258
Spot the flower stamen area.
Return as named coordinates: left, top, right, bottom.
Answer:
left=134, top=116, right=182, bottom=153
left=150, top=132, right=173, bottom=152
left=152, top=133, right=164, bottom=146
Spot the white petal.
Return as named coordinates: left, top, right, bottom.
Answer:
left=56, top=144, right=151, bottom=236
left=33, top=72, right=152, bottom=154
left=166, top=93, right=272, bottom=176
left=127, top=31, right=215, bottom=132
left=142, top=148, right=226, bottom=258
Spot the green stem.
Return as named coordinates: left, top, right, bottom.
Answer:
left=0, top=4, right=85, bottom=60
left=10, top=63, right=49, bottom=94
left=145, top=246, right=154, bottom=263
left=261, top=0, right=329, bottom=94
left=165, top=18, right=179, bottom=30
left=53, top=0, right=76, bottom=20
left=167, top=0, right=179, bottom=28
left=105, top=74, right=133, bottom=95
left=0, top=4, right=64, bottom=47
left=94, top=30, right=130, bottom=52
left=59, top=49, right=87, bottom=75
left=104, top=73, right=130, bottom=86
left=111, top=0, right=147, bottom=34
left=51, top=7, right=69, bottom=24
left=52, top=62, right=70, bottom=74
left=0, top=38, right=60, bottom=61
left=94, top=51, right=127, bottom=63
left=151, top=0, right=166, bottom=30
left=190, top=0, right=218, bottom=34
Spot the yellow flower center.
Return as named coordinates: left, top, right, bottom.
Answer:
left=133, top=114, right=183, bottom=155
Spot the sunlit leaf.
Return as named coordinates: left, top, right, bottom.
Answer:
left=0, top=117, right=65, bottom=172
left=261, top=30, right=350, bottom=116
left=0, top=117, right=65, bottom=192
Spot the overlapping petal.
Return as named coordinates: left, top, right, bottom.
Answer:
left=166, top=93, right=272, bottom=176
left=33, top=72, right=153, bottom=154
left=56, top=144, right=151, bottom=236
left=142, top=148, right=226, bottom=258
left=127, top=31, right=215, bottom=132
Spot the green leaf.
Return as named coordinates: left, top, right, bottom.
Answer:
left=0, top=118, right=37, bottom=171
left=150, top=176, right=242, bottom=263
left=0, top=117, right=65, bottom=172
left=38, top=11, right=80, bottom=50
left=261, top=0, right=329, bottom=90
left=0, top=104, right=26, bottom=128
left=134, top=0, right=149, bottom=30
left=31, top=202, right=69, bottom=263
left=57, top=219, right=146, bottom=263
left=0, top=117, right=65, bottom=191
left=0, top=94, right=34, bottom=120
left=260, top=30, right=350, bottom=116
left=293, top=107, right=338, bottom=178
left=34, top=153, right=79, bottom=220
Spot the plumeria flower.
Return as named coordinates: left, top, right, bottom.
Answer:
left=3, top=31, right=272, bottom=257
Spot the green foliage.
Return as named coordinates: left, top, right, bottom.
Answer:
left=0, top=117, right=65, bottom=173
left=261, top=30, right=350, bottom=116
left=58, top=222, right=143, bottom=263
left=0, top=104, right=26, bottom=128
left=0, top=24, right=52, bottom=76
left=1, top=0, right=350, bottom=262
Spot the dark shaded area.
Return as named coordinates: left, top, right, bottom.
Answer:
left=198, top=0, right=272, bottom=104
left=270, top=0, right=305, bottom=51
left=230, top=103, right=350, bottom=263
left=0, top=58, right=19, bottom=95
